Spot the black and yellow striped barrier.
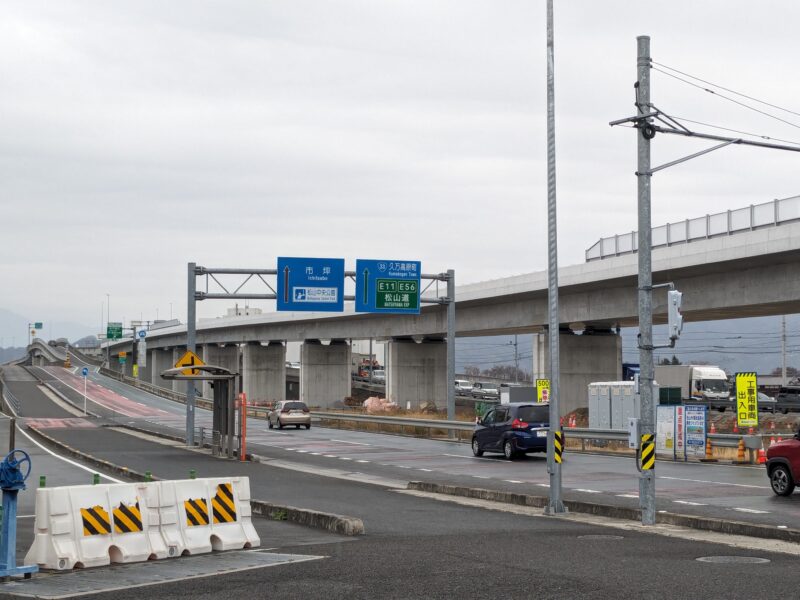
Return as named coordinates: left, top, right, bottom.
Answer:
left=641, top=433, right=655, bottom=471
left=184, top=498, right=210, bottom=527
left=553, top=430, right=564, bottom=464
left=113, top=501, right=143, bottom=534
left=212, top=483, right=238, bottom=524
left=81, top=505, right=111, bottom=536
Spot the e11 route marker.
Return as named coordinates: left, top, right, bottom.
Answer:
left=355, top=259, right=421, bottom=314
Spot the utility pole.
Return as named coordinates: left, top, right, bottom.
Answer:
left=514, top=335, right=519, bottom=383
left=636, top=35, right=656, bottom=526
left=545, top=0, right=565, bottom=515
left=186, top=263, right=197, bottom=446
left=782, top=315, right=787, bottom=386
left=106, top=293, right=110, bottom=368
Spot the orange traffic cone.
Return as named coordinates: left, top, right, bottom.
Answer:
left=770, top=436, right=776, bottom=446
left=778, top=436, right=783, bottom=443
left=757, top=448, right=767, bottom=464
left=570, top=415, right=576, bottom=428
left=735, top=438, right=746, bottom=463
left=733, top=423, right=739, bottom=434
left=710, top=422, right=717, bottom=434
left=748, top=427, right=754, bottom=435
left=700, top=438, right=718, bottom=463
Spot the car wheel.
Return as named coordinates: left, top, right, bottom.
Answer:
left=268, top=419, right=273, bottom=429
left=471, top=438, right=483, bottom=457
left=277, top=419, right=284, bottom=430
left=503, top=439, right=516, bottom=460
left=305, top=424, right=311, bottom=430
left=296, top=424, right=300, bottom=429
left=783, top=408, right=790, bottom=415
left=770, top=464, right=795, bottom=496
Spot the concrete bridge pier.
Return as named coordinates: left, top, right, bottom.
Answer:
left=202, top=344, right=240, bottom=399
left=151, top=348, right=174, bottom=389
left=242, top=341, right=286, bottom=405
left=171, top=347, right=187, bottom=392
left=300, top=339, right=351, bottom=408
left=386, top=337, right=447, bottom=411
left=534, top=330, right=622, bottom=416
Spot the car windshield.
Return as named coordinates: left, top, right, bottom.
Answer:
left=701, top=379, right=728, bottom=393
left=517, top=405, right=549, bottom=423
left=284, top=402, right=307, bottom=410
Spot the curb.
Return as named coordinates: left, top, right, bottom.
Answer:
left=250, top=500, right=365, bottom=536
left=27, top=425, right=365, bottom=536
left=407, top=481, right=800, bottom=544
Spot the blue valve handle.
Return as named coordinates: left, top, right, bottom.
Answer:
left=2, top=450, right=31, bottom=483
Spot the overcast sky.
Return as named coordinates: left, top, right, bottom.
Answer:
left=2, top=1, right=798, bottom=331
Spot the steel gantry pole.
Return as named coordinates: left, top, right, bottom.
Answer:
left=446, top=269, right=456, bottom=425
left=545, top=0, right=565, bottom=515
left=636, top=35, right=656, bottom=526
left=186, top=262, right=197, bottom=446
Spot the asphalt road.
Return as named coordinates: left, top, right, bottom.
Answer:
left=38, top=367, right=800, bottom=531
left=6, top=370, right=800, bottom=599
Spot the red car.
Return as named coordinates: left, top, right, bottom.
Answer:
left=766, top=433, right=800, bottom=496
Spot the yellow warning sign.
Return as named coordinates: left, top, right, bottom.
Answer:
left=553, top=430, right=564, bottom=464
left=132, top=364, right=139, bottom=377
left=184, top=498, right=210, bottom=527
left=174, top=350, right=205, bottom=376
left=641, top=434, right=655, bottom=471
left=212, top=483, right=238, bottom=523
left=113, top=501, right=143, bottom=534
left=536, top=379, right=551, bottom=403
left=735, top=372, right=758, bottom=428
left=81, top=505, right=111, bottom=536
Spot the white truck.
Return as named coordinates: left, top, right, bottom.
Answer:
left=654, top=365, right=733, bottom=412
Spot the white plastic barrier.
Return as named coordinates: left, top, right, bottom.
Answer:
left=25, top=482, right=166, bottom=570
left=165, top=476, right=260, bottom=554
left=25, top=477, right=259, bottom=570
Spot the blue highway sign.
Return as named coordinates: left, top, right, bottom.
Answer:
left=355, top=259, right=421, bottom=314
left=138, top=330, right=147, bottom=339
left=81, top=367, right=89, bottom=377
left=277, top=257, right=345, bottom=312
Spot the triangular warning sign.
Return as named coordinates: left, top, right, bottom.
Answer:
left=174, top=350, right=205, bottom=376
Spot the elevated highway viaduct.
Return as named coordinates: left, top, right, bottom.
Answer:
left=99, top=219, right=800, bottom=414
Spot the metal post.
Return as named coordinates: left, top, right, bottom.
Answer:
left=636, top=35, right=656, bottom=526
left=446, top=269, right=456, bottom=425
left=83, top=376, right=87, bottom=416
left=513, top=335, right=519, bottom=383
left=782, top=315, right=787, bottom=386
left=186, top=263, right=196, bottom=446
left=368, top=338, right=373, bottom=383
left=545, top=0, right=565, bottom=515
left=8, top=419, right=14, bottom=454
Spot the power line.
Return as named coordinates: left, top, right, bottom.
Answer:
left=666, top=115, right=800, bottom=148
left=652, top=61, right=800, bottom=119
left=651, top=67, right=800, bottom=131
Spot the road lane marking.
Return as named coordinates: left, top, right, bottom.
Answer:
left=339, top=457, right=352, bottom=461
left=734, top=507, right=770, bottom=514
left=537, top=483, right=550, bottom=488
left=673, top=500, right=708, bottom=506
left=616, top=494, right=639, bottom=499
left=472, top=475, right=489, bottom=479
left=356, top=460, right=370, bottom=463
left=310, top=452, right=321, bottom=456
left=296, top=450, right=308, bottom=453
left=573, top=489, right=601, bottom=494
left=659, top=476, right=767, bottom=489
left=324, top=455, right=337, bottom=458
left=397, top=465, right=411, bottom=469
left=504, top=480, right=523, bottom=484
left=330, top=439, right=371, bottom=446
left=417, top=468, right=433, bottom=472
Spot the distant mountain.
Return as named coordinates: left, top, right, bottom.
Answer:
left=0, top=308, right=95, bottom=345
left=0, top=347, right=25, bottom=364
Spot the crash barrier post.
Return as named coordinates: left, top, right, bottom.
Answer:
left=24, top=477, right=259, bottom=570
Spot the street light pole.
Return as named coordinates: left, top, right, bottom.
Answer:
left=106, top=293, right=110, bottom=368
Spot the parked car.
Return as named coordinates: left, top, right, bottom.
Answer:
left=775, top=386, right=800, bottom=414
left=758, top=392, right=777, bottom=413
left=268, top=401, right=311, bottom=430
left=766, top=429, right=800, bottom=495
left=454, top=380, right=473, bottom=396
left=471, top=402, right=550, bottom=460
left=471, top=382, right=500, bottom=400
left=372, top=369, right=385, bottom=383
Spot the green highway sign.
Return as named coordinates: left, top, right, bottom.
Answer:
left=119, top=356, right=127, bottom=364
left=107, top=322, right=123, bottom=340
left=375, top=278, right=419, bottom=310
left=34, top=322, right=42, bottom=329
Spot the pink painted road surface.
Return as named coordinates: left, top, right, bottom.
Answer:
left=43, top=368, right=171, bottom=418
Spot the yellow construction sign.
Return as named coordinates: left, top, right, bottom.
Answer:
left=536, top=378, right=551, bottom=403
left=736, top=372, right=758, bottom=428
left=174, top=350, right=205, bottom=376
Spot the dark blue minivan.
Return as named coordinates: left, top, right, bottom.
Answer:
left=472, top=402, right=550, bottom=460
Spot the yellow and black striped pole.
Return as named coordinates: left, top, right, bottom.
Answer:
left=640, top=433, right=655, bottom=471
left=553, top=430, right=564, bottom=464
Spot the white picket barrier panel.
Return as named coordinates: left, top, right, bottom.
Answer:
left=166, top=476, right=260, bottom=555
left=24, top=482, right=163, bottom=570
left=25, top=477, right=259, bottom=569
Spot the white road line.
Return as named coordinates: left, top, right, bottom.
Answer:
left=573, top=489, right=601, bottom=494
left=734, top=507, right=770, bottom=514
left=296, top=450, right=308, bottom=453
left=356, top=460, right=370, bottom=463
left=285, top=448, right=296, bottom=451
left=417, top=468, right=433, bottom=472
left=16, top=427, right=122, bottom=483
left=330, top=439, right=371, bottom=446
left=658, top=475, right=767, bottom=490
left=397, top=465, right=411, bottom=469
left=324, top=455, right=337, bottom=458
left=616, top=494, right=639, bottom=499
left=472, top=475, right=489, bottom=479
left=673, top=500, right=708, bottom=506
left=310, top=452, right=321, bottom=456
left=537, top=483, right=550, bottom=488
left=504, top=480, right=523, bottom=484
left=339, top=457, right=352, bottom=461
left=443, top=453, right=486, bottom=460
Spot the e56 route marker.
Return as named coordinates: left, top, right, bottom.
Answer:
left=355, top=259, right=421, bottom=314
left=174, top=350, right=205, bottom=376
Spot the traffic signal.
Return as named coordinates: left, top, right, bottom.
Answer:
left=668, top=290, right=683, bottom=340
